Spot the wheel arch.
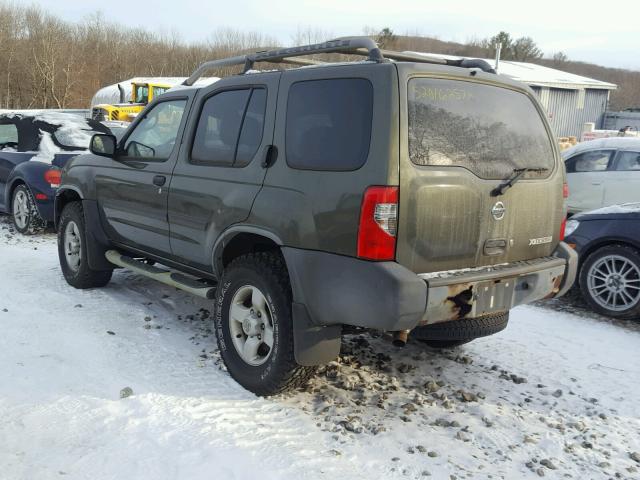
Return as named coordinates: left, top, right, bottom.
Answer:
left=54, top=187, right=83, bottom=229
left=213, top=227, right=343, bottom=367
left=6, top=177, right=26, bottom=209
left=6, top=159, right=56, bottom=216
left=577, top=238, right=640, bottom=285
left=213, top=226, right=284, bottom=278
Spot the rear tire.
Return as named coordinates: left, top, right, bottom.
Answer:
left=411, top=312, right=509, bottom=346
left=12, top=184, right=45, bottom=235
left=579, top=245, right=640, bottom=319
left=215, top=252, right=316, bottom=396
left=57, top=202, right=112, bottom=289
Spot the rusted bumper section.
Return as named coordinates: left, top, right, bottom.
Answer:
left=418, top=243, right=578, bottom=325
left=552, top=241, right=578, bottom=297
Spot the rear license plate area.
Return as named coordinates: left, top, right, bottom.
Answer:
left=475, top=278, right=516, bottom=315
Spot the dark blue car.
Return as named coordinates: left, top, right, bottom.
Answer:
left=564, top=203, right=640, bottom=319
left=0, top=112, right=110, bottom=234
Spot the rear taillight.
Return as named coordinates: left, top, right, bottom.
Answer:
left=357, top=186, right=399, bottom=261
left=559, top=183, right=569, bottom=241
left=44, top=168, right=61, bottom=188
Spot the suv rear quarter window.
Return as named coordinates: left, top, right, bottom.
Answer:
left=408, top=78, right=554, bottom=179
left=191, top=88, right=266, bottom=167
left=285, top=78, right=373, bottom=171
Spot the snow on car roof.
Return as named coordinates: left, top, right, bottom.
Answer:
left=563, top=137, right=640, bottom=157
left=582, top=203, right=640, bottom=215
left=0, top=110, right=99, bottom=163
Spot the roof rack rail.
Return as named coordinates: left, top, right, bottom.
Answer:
left=374, top=49, right=496, bottom=74
left=183, top=37, right=384, bottom=86
left=182, top=36, right=495, bottom=86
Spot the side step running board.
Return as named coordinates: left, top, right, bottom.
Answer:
left=105, top=250, right=217, bottom=299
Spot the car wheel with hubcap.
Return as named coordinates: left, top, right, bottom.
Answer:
left=215, top=252, right=316, bottom=396
left=12, top=184, right=45, bottom=235
left=57, top=202, right=112, bottom=289
left=228, top=285, right=275, bottom=366
left=580, top=245, right=640, bottom=319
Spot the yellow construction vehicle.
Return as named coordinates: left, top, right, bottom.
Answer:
left=91, top=80, right=172, bottom=122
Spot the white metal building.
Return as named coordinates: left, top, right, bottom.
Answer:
left=408, top=52, right=617, bottom=138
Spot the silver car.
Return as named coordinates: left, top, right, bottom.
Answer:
left=562, top=137, right=640, bottom=214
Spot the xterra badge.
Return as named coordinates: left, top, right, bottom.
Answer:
left=529, top=236, right=552, bottom=246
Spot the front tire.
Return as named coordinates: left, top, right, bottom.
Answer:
left=12, top=185, right=45, bottom=235
left=579, top=245, right=640, bottom=319
left=215, top=252, right=316, bottom=396
left=57, top=202, right=112, bottom=289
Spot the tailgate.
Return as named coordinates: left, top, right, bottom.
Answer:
left=396, top=76, right=565, bottom=274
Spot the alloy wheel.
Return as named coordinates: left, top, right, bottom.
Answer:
left=12, top=190, right=29, bottom=230
left=586, top=254, right=640, bottom=312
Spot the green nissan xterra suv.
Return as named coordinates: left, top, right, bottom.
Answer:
left=55, top=38, right=577, bottom=396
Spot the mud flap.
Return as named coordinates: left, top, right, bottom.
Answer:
left=292, top=302, right=341, bottom=366
left=82, top=199, right=113, bottom=271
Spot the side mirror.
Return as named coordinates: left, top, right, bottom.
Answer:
left=90, top=134, right=117, bottom=157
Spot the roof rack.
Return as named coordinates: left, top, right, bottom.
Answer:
left=182, top=36, right=495, bottom=86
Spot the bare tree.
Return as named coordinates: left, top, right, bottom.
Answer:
left=551, top=51, right=568, bottom=64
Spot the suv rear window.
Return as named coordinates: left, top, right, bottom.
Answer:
left=408, top=78, right=554, bottom=179
left=286, top=78, right=373, bottom=171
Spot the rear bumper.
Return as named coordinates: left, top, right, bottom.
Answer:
left=282, top=242, right=578, bottom=331
left=419, top=243, right=577, bottom=324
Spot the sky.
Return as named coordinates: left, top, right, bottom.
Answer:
left=33, top=0, right=640, bottom=70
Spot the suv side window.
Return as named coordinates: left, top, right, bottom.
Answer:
left=566, top=150, right=614, bottom=173
left=285, top=78, right=373, bottom=171
left=123, top=99, right=187, bottom=161
left=615, top=151, right=640, bottom=171
left=191, top=88, right=266, bottom=167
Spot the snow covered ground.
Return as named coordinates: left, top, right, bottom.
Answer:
left=1, top=215, right=639, bottom=480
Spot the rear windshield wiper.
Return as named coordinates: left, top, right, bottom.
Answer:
left=491, top=167, right=549, bottom=197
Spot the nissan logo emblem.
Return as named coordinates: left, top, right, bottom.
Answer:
left=491, top=201, right=506, bottom=220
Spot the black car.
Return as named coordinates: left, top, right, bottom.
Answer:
left=565, top=203, right=640, bottom=318
left=0, top=111, right=109, bottom=234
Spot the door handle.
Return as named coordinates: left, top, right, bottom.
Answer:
left=591, top=182, right=602, bottom=185
left=153, top=175, right=166, bottom=186
left=261, top=145, right=278, bottom=168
